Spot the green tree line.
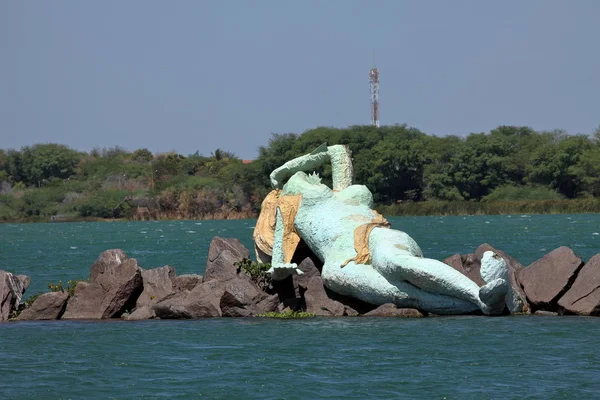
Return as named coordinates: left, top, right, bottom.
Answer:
left=1, top=124, right=600, bottom=221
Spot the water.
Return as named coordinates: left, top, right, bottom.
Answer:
left=1, top=215, right=600, bottom=399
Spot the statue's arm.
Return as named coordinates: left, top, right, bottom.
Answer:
left=266, top=207, right=303, bottom=280
left=270, top=144, right=330, bottom=188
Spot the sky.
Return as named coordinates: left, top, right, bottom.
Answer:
left=1, top=1, right=599, bottom=159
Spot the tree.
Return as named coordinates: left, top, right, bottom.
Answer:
left=19, top=144, right=81, bottom=186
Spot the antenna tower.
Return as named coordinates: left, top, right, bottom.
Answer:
left=369, top=66, right=379, bottom=127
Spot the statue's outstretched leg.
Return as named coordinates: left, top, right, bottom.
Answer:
left=368, top=228, right=508, bottom=315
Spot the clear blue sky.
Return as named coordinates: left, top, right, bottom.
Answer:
left=2, top=1, right=599, bottom=159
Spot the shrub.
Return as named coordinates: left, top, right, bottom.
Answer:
left=483, top=185, right=564, bottom=201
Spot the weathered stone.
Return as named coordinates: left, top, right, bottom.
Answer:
left=172, top=274, right=203, bottom=291
left=63, top=250, right=143, bottom=319
left=16, top=275, right=31, bottom=291
left=204, top=237, right=249, bottom=282
left=293, top=256, right=321, bottom=291
left=475, top=244, right=529, bottom=313
left=136, top=266, right=175, bottom=308
left=344, top=306, right=359, bottom=316
left=255, top=294, right=280, bottom=314
left=90, top=249, right=128, bottom=282
left=220, top=277, right=268, bottom=316
left=304, top=276, right=345, bottom=316
left=124, top=306, right=156, bottom=320
left=153, top=280, right=225, bottom=319
left=558, top=254, right=600, bottom=315
left=0, top=270, right=30, bottom=320
left=519, top=247, right=584, bottom=311
left=17, top=291, right=69, bottom=320
left=363, top=303, right=424, bottom=318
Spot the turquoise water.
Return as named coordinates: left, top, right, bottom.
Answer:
left=1, top=215, right=600, bottom=399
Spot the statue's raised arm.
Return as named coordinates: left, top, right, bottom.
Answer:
left=269, top=143, right=353, bottom=191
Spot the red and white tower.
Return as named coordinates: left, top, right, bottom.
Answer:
left=369, top=67, right=379, bottom=127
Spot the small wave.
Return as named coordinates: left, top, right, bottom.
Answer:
left=593, top=233, right=599, bottom=236
left=186, top=231, right=196, bottom=234
left=70, top=246, right=78, bottom=249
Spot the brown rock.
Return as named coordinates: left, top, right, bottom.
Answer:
left=519, top=246, right=584, bottom=311
left=220, top=276, right=268, bottom=316
left=558, top=254, right=600, bottom=315
left=17, top=291, right=69, bottom=320
left=153, top=280, right=225, bottom=319
left=304, top=276, right=345, bottom=316
left=136, top=266, right=176, bottom=308
left=363, top=303, right=424, bottom=317
left=444, top=253, right=485, bottom=287
left=255, top=294, right=280, bottom=314
left=0, top=270, right=30, bottom=320
left=204, top=237, right=249, bottom=282
left=172, top=274, right=203, bottom=291
left=124, top=306, right=156, bottom=320
left=62, top=250, right=143, bottom=319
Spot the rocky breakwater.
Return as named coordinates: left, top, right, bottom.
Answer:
left=6, top=238, right=600, bottom=321
left=444, top=244, right=600, bottom=316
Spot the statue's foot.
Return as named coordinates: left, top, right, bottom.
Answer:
left=479, top=278, right=508, bottom=315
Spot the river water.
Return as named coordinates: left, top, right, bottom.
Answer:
left=1, top=215, right=600, bottom=399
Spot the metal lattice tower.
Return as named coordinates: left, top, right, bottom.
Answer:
left=369, top=67, right=379, bottom=127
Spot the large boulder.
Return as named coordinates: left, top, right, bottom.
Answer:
left=518, top=247, right=584, bottom=312
left=220, top=276, right=268, bottom=317
left=172, top=274, right=203, bottom=291
left=304, top=276, right=345, bottom=316
left=204, top=237, right=249, bottom=282
left=558, top=254, right=600, bottom=315
left=153, top=280, right=225, bottom=319
left=123, top=306, right=156, bottom=321
left=62, top=250, right=143, bottom=319
left=17, top=291, right=69, bottom=321
left=363, top=303, right=424, bottom=317
left=444, top=253, right=486, bottom=287
left=136, top=266, right=176, bottom=308
left=0, top=271, right=30, bottom=320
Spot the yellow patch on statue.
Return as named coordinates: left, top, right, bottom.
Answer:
left=253, top=190, right=302, bottom=263
left=341, top=211, right=391, bottom=267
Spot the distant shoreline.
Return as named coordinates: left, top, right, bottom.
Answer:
left=3, top=198, right=600, bottom=224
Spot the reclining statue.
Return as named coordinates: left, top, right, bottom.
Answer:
left=253, top=144, right=510, bottom=315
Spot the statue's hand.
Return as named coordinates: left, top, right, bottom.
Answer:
left=267, top=263, right=303, bottom=281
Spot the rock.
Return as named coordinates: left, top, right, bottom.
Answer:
left=204, top=237, right=249, bottom=282
left=124, top=306, right=156, bottom=320
left=519, top=246, right=584, bottom=312
left=533, top=310, right=559, bottom=316
left=0, top=270, right=30, bottom=320
left=475, top=244, right=529, bottom=313
left=304, top=276, right=345, bottom=316
left=136, top=266, right=175, bottom=308
left=363, top=303, right=424, bottom=317
left=16, top=291, right=69, bottom=320
left=444, top=253, right=486, bottom=286
left=558, top=254, right=600, bottom=315
left=293, top=256, right=321, bottom=291
left=90, top=249, right=128, bottom=281
left=153, top=280, right=225, bottom=319
left=220, top=276, right=268, bottom=317
left=172, top=274, right=203, bottom=291
left=255, top=294, right=280, bottom=314
left=344, top=306, right=359, bottom=316
left=62, top=250, right=143, bottom=319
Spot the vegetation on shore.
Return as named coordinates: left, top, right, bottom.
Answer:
left=1, top=124, right=600, bottom=222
